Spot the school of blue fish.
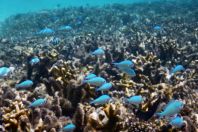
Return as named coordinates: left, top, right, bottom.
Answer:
left=0, top=45, right=187, bottom=131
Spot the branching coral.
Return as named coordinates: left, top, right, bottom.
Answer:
left=2, top=99, right=31, bottom=132
left=49, top=60, right=76, bottom=88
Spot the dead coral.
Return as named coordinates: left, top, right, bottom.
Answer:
left=79, top=103, right=128, bottom=132
left=2, top=99, right=31, bottom=132
left=49, top=60, right=76, bottom=84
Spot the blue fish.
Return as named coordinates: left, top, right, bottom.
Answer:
left=38, top=28, right=54, bottom=34
left=16, top=80, right=33, bottom=89
left=0, top=67, right=11, bottom=77
left=30, top=57, right=40, bottom=66
left=90, top=95, right=111, bottom=105
left=125, top=95, right=143, bottom=106
left=169, top=116, right=185, bottom=128
left=156, top=100, right=184, bottom=118
left=63, top=123, right=76, bottom=132
left=59, top=25, right=72, bottom=31
left=91, top=48, right=105, bottom=56
left=83, top=77, right=106, bottom=86
left=154, top=25, right=161, bottom=30
left=84, top=73, right=97, bottom=80
left=120, top=67, right=136, bottom=76
left=113, top=60, right=134, bottom=69
left=96, top=82, right=112, bottom=91
left=29, top=98, right=47, bottom=108
left=171, top=65, right=185, bottom=74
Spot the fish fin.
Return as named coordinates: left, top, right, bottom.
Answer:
left=112, top=62, right=118, bottom=66
left=108, top=98, right=114, bottom=103
left=9, top=67, right=15, bottom=73
left=28, top=102, right=34, bottom=108
left=130, top=69, right=136, bottom=76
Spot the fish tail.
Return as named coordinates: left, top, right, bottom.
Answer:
left=130, top=69, right=136, bottom=76
left=95, top=88, right=100, bottom=92
left=82, top=79, right=87, bottom=84
left=156, top=112, right=164, bottom=118
left=122, top=98, right=128, bottom=104
left=89, top=51, right=94, bottom=55
left=90, top=100, right=95, bottom=105
left=112, top=63, right=118, bottom=67
left=15, top=84, right=19, bottom=89
left=28, top=104, right=32, bottom=108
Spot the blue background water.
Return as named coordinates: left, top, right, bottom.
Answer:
left=0, top=0, right=159, bottom=22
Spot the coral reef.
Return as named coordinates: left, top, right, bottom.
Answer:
left=0, top=0, right=198, bottom=131
left=1, top=99, right=31, bottom=132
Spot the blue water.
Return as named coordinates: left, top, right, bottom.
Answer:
left=0, top=0, right=159, bottom=21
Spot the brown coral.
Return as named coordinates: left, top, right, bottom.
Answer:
left=2, top=99, right=31, bottom=132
